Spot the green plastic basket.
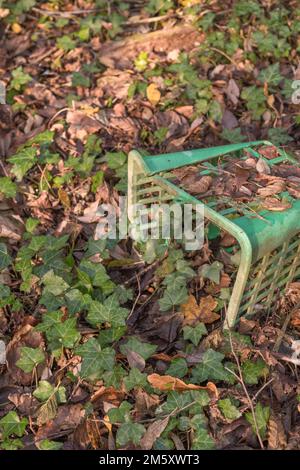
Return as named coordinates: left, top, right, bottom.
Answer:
left=128, top=141, right=300, bottom=328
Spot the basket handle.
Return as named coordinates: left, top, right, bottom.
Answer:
left=143, top=140, right=272, bottom=174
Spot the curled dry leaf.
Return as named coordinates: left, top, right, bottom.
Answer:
left=262, top=197, right=292, bottom=212
left=147, top=373, right=218, bottom=397
left=256, top=158, right=271, bottom=175
left=181, top=294, right=219, bottom=325
left=185, top=175, right=213, bottom=195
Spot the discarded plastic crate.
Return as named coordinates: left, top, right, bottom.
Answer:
left=128, top=141, right=300, bottom=328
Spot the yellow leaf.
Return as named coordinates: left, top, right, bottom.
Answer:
left=179, top=0, right=203, bottom=6
left=146, top=83, right=161, bottom=105
left=181, top=295, right=219, bottom=325
left=12, top=23, right=22, bottom=34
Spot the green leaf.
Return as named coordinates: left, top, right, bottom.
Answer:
left=120, top=337, right=157, bottom=360
left=33, top=381, right=54, bottom=402
left=108, top=401, right=132, bottom=424
left=241, top=359, right=268, bottom=385
left=267, top=127, right=293, bottom=145
left=72, top=72, right=90, bottom=88
left=199, top=261, right=223, bottom=284
left=79, top=259, right=114, bottom=292
left=76, top=338, right=115, bottom=381
left=42, top=270, right=69, bottom=296
left=258, top=63, right=282, bottom=87
left=10, top=66, right=32, bottom=91
left=103, top=365, right=127, bottom=388
left=134, top=51, right=149, bottom=72
left=87, top=294, right=129, bottom=328
left=218, top=398, right=241, bottom=421
left=65, top=289, right=86, bottom=315
left=56, top=35, right=76, bottom=51
left=124, top=367, right=148, bottom=392
left=0, top=411, right=28, bottom=439
left=36, top=311, right=80, bottom=351
left=1, top=438, right=24, bottom=450
left=116, top=422, right=145, bottom=447
left=191, top=428, right=215, bottom=450
left=16, top=347, right=45, bottom=373
left=8, top=147, right=37, bottom=181
left=0, top=177, right=17, bottom=198
left=221, top=127, right=246, bottom=143
left=0, top=243, right=12, bottom=270
left=159, top=284, right=188, bottom=311
left=183, top=323, right=207, bottom=346
left=191, top=349, right=234, bottom=384
left=37, top=439, right=63, bottom=450
left=106, top=151, right=127, bottom=170
left=245, top=402, right=270, bottom=439
left=25, top=218, right=40, bottom=234
left=166, top=358, right=188, bottom=378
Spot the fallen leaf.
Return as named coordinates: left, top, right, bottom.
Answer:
left=181, top=295, right=219, bottom=325
left=257, top=181, right=286, bottom=197
left=226, top=79, right=240, bottom=106
left=256, top=158, right=271, bottom=175
left=262, top=197, right=292, bottom=212
left=146, top=83, right=161, bottom=105
left=140, top=417, right=169, bottom=450
left=147, top=373, right=218, bottom=396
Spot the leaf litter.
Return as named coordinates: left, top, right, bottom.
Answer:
left=0, top=0, right=300, bottom=452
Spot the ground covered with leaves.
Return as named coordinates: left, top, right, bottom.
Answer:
left=1, top=0, right=300, bottom=451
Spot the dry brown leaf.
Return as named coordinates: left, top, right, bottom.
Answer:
left=58, top=188, right=71, bottom=208
left=146, top=83, right=161, bottom=105
left=140, top=417, right=169, bottom=450
left=181, top=295, right=219, bottom=325
left=256, top=158, right=271, bottom=175
left=257, top=181, right=286, bottom=197
left=185, top=175, right=213, bottom=195
left=267, top=412, right=287, bottom=449
left=262, top=197, right=292, bottom=212
left=147, top=373, right=218, bottom=397
left=291, top=309, right=300, bottom=329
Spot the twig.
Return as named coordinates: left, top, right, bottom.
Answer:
left=273, top=300, right=300, bottom=352
left=252, top=378, right=274, bottom=402
left=127, top=273, right=141, bottom=320
left=225, top=323, right=265, bottom=449
left=209, top=47, right=237, bottom=66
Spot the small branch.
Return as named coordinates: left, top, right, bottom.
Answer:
left=225, top=323, right=265, bottom=449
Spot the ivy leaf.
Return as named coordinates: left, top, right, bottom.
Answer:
left=198, top=261, right=223, bottom=284
left=76, top=338, right=115, bottom=381
left=8, top=147, right=37, bottom=181
left=1, top=438, right=24, bottom=450
left=120, top=337, right=157, bottom=360
left=33, top=381, right=54, bottom=402
left=191, top=428, right=215, bottom=450
left=56, top=35, right=76, bottom=51
left=183, top=323, right=207, bottom=346
left=124, top=367, right=148, bottom=392
left=108, top=401, right=132, bottom=424
left=106, top=151, right=127, bottom=170
left=166, top=358, right=188, bottom=379
left=42, top=270, right=69, bottom=296
left=65, top=289, right=86, bottom=315
left=246, top=402, right=270, bottom=439
left=258, top=63, right=282, bottom=87
left=191, top=349, right=234, bottom=384
left=87, top=294, right=129, bottom=328
left=159, top=284, right=188, bottom=311
left=10, top=66, right=32, bottom=91
left=103, top=365, right=127, bottom=388
left=0, top=177, right=17, bottom=198
left=241, top=359, right=269, bottom=385
left=0, top=411, right=28, bottom=439
left=267, top=127, right=293, bottom=146
left=36, top=311, right=79, bottom=350
left=218, top=398, right=241, bottom=421
left=16, top=347, right=45, bottom=373
left=0, top=243, right=12, bottom=270
left=116, top=422, right=146, bottom=447
left=37, top=439, right=63, bottom=450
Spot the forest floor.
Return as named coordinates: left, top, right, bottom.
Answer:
left=0, top=0, right=300, bottom=451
